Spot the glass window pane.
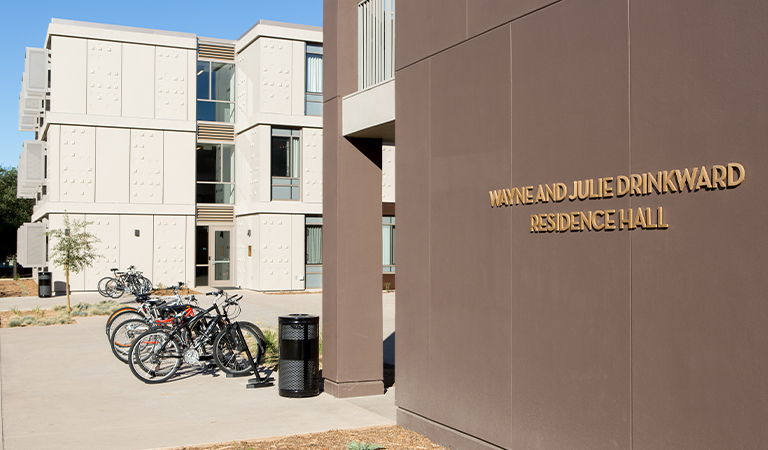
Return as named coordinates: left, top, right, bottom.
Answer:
left=271, top=136, right=290, bottom=177
left=211, top=63, right=235, bottom=102
left=197, top=100, right=216, bottom=122
left=305, top=101, right=323, bottom=116
left=196, top=144, right=218, bottom=182
left=197, top=183, right=216, bottom=203
left=215, top=102, right=235, bottom=123
left=306, top=54, right=323, bottom=93
left=222, top=145, right=234, bottom=182
left=214, top=183, right=234, bottom=204
left=214, top=230, right=230, bottom=262
left=196, top=61, right=210, bottom=99
left=306, top=43, right=323, bottom=54
left=291, top=137, right=300, bottom=178
left=306, top=225, right=322, bottom=265
left=383, top=225, right=392, bottom=266
left=391, top=226, right=395, bottom=265
left=272, top=185, right=292, bottom=200
left=195, top=266, right=209, bottom=287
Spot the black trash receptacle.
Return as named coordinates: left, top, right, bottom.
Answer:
left=38, top=271, right=52, bottom=298
left=278, top=314, right=320, bottom=398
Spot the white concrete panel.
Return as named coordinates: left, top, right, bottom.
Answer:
left=86, top=40, right=122, bottom=116
left=342, top=79, right=395, bottom=137
left=185, top=216, right=195, bottom=288
left=130, top=129, right=163, bottom=203
left=235, top=216, right=248, bottom=289
left=50, top=36, right=86, bottom=114
left=122, top=43, right=155, bottom=118
left=46, top=125, right=60, bottom=202
left=59, top=126, right=95, bottom=202
left=95, top=127, right=130, bottom=203
left=153, top=215, right=187, bottom=287
left=119, top=215, right=153, bottom=278
left=291, top=41, right=305, bottom=115
left=302, top=128, right=323, bottom=203
left=259, top=214, right=292, bottom=290
left=259, top=38, right=293, bottom=114
left=236, top=128, right=260, bottom=205
left=84, top=215, right=120, bottom=289
left=163, top=131, right=195, bottom=205
left=382, top=145, right=396, bottom=202
left=257, top=125, right=271, bottom=202
left=291, top=214, right=305, bottom=290
left=48, top=213, right=86, bottom=292
left=186, top=49, right=197, bottom=122
left=155, top=47, right=188, bottom=120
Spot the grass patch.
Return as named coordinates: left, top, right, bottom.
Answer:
left=1, top=300, right=124, bottom=328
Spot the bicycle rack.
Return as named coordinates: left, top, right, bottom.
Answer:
left=228, top=322, right=274, bottom=389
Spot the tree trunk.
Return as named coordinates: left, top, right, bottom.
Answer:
left=65, top=264, right=71, bottom=313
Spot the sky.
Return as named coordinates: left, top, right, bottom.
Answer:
left=0, top=0, right=323, bottom=168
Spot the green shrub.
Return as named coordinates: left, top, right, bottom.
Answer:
left=22, top=316, right=35, bottom=325
left=346, top=442, right=384, bottom=450
left=53, top=305, right=65, bottom=312
left=8, top=316, right=22, bottom=327
left=44, top=317, right=57, bottom=326
left=261, top=326, right=280, bottom=370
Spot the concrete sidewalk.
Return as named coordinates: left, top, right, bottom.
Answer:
left=0, top=291, right=397, bottom=450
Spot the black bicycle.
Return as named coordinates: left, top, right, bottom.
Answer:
left=127, top=290, right=266, bottom=383
left=98, top=266, right=152, bottom=298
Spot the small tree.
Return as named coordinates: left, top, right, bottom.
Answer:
left=47, top=213, right=101, bottom=312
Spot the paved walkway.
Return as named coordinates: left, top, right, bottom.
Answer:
left=0, top=290, right=396, bottom=450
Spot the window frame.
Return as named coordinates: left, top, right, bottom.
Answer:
left=196, top=60, right=235, bottom=123
left=270, top=128, right=302, bottom=201
left=195, top=142, right=235, bottom=204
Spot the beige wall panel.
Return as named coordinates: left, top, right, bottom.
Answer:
left=236, top=130, right=259, bottom=205
left=86, top=40, right=122, bottom=116
left=291, top=214, right=305, bottom=290
left=185, top=216, right=195, bottom=288
left=259, top=38, right=293, bottom=114
left=291, top=41, right=306, bottom=115
left=381, top=145, right=395, bottom=202
left=235, top=216, right=249, bottom=289
left=50, top=36, right=86, bottom=114
left=122, top=43, right=155, bottom=118
left=84, top=214, right=120, bottom=289
left=236, top=44, right=258, bottom=127
left=46, top=125, right=60, bottom=202
left=163, top=131, right=195, bottom=205
left=130, top=129, right=164, bottom=203
left=257, top=125, right=271, bottom=202
left=186, top=49, right=197, bottom=122
left=48, top=213, right=86, bottom=292
left=59, top=126, right=96, bottom=202
left=153, top=215, right=187, bottom=287
left=155, top=47, right=188, bottom=120
left=302, top=128, right=323, bottom=203
left=95, top=127, right=129, bottom=203
left=119, top=215, right=153, bottom=277
left=258, top=214, right=292, bottom=290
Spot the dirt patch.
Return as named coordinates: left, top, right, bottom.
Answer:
left=152, top=287, right=202, bottom=296
left=166, top=425, right=445, bottom=450
left=0, top=279, right=38, bottom=298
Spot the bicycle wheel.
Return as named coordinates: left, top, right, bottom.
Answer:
left=97, top=277, right=115, bottom=297
left=140, top=277, right=153, bottom=294
left=105, top=307, right=139, bottom=338
left=128, top=329, right=182, bottom=383
left=213, top=321, right=265, bottom=376
left=108, top=279, right=125, bottom=299
left=110, top=318, right=151, bottom=363
left=185, top=308, right=220, bottom=358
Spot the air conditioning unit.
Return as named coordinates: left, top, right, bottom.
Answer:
left=17, top=141, right=46, bottom=199
left=17, top=223, right=47, bottom=268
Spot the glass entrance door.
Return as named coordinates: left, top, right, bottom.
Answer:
left=195, top=226, right=232, bottom=287
left=210, top=228, right=231, bottom=286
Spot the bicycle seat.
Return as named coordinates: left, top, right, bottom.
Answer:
left=135, top=293, right=151, bottom=302
left=110, top=268, right=118, bottom=271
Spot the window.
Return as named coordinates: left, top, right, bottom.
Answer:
left=358, top=0, right=396, bottom=90
left=271, top=128, right=301, bottom=200
left=305, top=44, right=323, bottom=116
left=306, top=217, right=323, bottom=288
left=197, top=61, right=235, bottom=122
left=383, top=216, right=395, bottom=273
left=196, top=143, right=234, bottom=204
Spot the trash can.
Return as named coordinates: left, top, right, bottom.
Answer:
left=278, top=314, right=320, bottom=397
left=38, top=271, right=52, bottom=298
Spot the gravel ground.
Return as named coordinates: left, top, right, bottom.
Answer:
left=163, top=425, right=446, bottom=450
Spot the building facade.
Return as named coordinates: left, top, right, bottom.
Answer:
left=16, top=19, right=330, bottom=292
left=325, top=0, right=767, bottom=449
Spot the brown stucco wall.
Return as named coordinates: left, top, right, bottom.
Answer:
left=392, top=0, right=768, bottom=449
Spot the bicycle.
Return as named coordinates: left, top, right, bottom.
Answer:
left=127, top=290, right=266, bottom=384
left=105, top=282, right=194, bottom=339
left=97, top=266, right=152, bottom=298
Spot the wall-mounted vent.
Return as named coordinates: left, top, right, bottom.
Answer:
left=17, top=222, right=46, bottom=268
left=198, top=42, right=235, bottom=62
left=197, top=123, right=235, bottom=141
left=197, top=205, right=235, bottom=224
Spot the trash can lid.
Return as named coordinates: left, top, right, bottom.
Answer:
left=278, top=313, right=319, bottom=322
